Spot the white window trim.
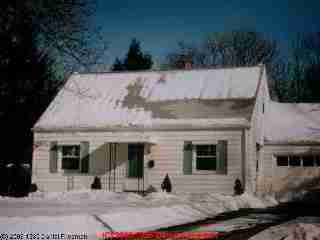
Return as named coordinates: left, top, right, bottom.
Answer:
left=58, top=143, right=81, bottom=173
left=192, top=144, right=217, bottom=174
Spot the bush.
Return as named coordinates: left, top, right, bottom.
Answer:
left=6, top=163, right=31, bottom=197
left=234, top=178, right=244, bottom=195
left=161, top=174, right=172, bottom=193
left=91, top=176, right=102, bottom=190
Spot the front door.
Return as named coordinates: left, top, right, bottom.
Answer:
left=128, top=144, right=144, bottom=178
left=125, top=144, right=144, bottom=191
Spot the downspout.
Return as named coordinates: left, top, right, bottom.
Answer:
left=114, top=143, right=117, bottom=192
left=108, top=143, right=111, bottom=191
left=241, top=129, right=246, bottom=191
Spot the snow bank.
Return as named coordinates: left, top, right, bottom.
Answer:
left=99, top=205, right=207, bottom=231
left=249, top=217, right=320, bottom=240
left=0, top=215, right=106, bottom=235
left=29, top=189, right=120, bottom=202
left=0, top=190, right=277, bottom=236
left=284, top=223, right=320, bottom=240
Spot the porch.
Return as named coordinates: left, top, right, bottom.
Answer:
left=94, top=141, right=154, bottom=193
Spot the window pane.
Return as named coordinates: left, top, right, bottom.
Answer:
left=62, top=145, right=80, bottom=156
left=62, top=157, right=80, bottom=170
left=196, top=157, right=216, bottom=170
left=302, top=155, right=314, bottom=167
left=277, top=156, right=288, bottom=166
left=289, top=156, right=300, bottom=167
left=196, top=145, right=216, bottom=156
left=315, top=156, right=320, bottom=166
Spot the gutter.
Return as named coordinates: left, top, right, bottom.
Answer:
left=32, top=124, right=251, bottom=133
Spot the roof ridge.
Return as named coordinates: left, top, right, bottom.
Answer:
left=73, top=65, right=261, bottom=76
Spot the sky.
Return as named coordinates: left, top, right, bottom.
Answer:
left=93, top=0, right=320, bottom=68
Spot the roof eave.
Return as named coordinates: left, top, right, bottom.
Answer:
left=32, top=124, right=250, bottom=133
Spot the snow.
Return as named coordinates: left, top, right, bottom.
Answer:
left=265, top=101, right=320, bottom=143
left=249, top=217, right=320, bottom=240
left=284, top=223, right=320, bottom=240
left=34, top=66, right=261, bottom=130
left=0, top=190, right=276, bottom=239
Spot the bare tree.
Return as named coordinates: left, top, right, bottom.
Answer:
left=0, top=0, right=107, bottom=76
left=204, top=31, right=278, bottom=67
left=163, top=30, right=283, bottom=99
left=282, top=32, right=320, bottom=102
left=165, top=31, right=279, bottom=68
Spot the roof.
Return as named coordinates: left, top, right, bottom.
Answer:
left=34, top=66, right=263, bottom=131
left=265, top=101, right=320, bottom=144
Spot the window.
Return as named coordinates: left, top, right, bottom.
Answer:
left=289, top=156, right=301, bottom=166
left=302, top=155, right=314, bottom=166
left=277, top=156, right=288, bottom=166
left=276, top=155, right=320, bottom=168
left=61, top=145, right=80, bottom=170
left=195, top=145, right=216, bottom=171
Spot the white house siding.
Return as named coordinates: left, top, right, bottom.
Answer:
left=246, top=66, right=270, bottom=193
left=33, top=129, right=244, bottom=194
left=146, top=130, right=243, bottom=194
left=257, top=144, right=320, bottom=198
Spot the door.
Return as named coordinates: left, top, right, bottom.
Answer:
left=128, top=144, right=144, bottom=178
left=126, top=144, right=144, bottom=191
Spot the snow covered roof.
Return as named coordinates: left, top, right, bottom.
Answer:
left=265, top=101, right=320, bottom=144
left=34, top=66, right=263, bottom=131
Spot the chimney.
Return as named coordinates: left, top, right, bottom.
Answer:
left=184, top=61, right=192, bottom=70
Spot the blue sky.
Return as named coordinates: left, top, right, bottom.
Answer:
left=93, top=0, right=320, bottom=67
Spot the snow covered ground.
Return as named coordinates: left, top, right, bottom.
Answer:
left=0, top=190, right=277, bottom=239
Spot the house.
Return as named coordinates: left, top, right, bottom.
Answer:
left=32, top=65, right=320, bottom=197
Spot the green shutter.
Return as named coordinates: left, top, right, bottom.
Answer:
left=183, top=141, right=193, bottom=175
left=80, top=141, right=90, bottom=173
left=217, top=140, right=228, bottom=174
left=49, top=141, right=58, bottom=173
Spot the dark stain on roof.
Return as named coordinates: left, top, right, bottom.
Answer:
left=121, top=77, right=255, bottom=120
